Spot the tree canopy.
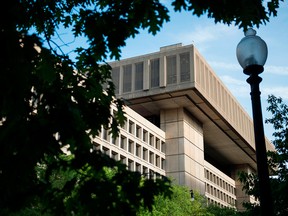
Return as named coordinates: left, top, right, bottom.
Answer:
left=239, top=95, right=288, bottom=216
left=0, top=0, right=284, bottom=215
left=172, top=0, right=283, bottom=30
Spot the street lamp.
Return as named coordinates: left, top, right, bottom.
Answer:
left=236, top=28, right=273, bottom=215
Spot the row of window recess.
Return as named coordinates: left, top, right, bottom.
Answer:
left=205, top=169, right=236, bottom=195
left=103, top=118, right=165, bottom=153
left=111, top=52, right=191, bottom=94
left=99, top=133, right=165, bottom=170
left=93, top=143, right=164, bottom=177
left=207, top=197, right=236, bottom=209
left=206, top=183, right=236, bottom=206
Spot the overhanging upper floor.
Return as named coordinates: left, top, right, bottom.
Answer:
left=108, top=43, right=275, bottom=171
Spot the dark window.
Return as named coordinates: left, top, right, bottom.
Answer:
left=135, top=62, right=144, bottom=90
left=128, top=139, right=134, bottom=154
left=180, top=52, right=190, bottom=82
left=120, top=136, right=127, bottom=150
left=112, top=67, right=120, bottom=94
left=167, top=55, right=177, bottom=84
left=136, top=144, right=141, bottom=157
left=123, top=64, right=132, bottom=93
left=150, top=58, right=160, bottom=88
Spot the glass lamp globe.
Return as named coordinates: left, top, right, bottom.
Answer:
left=236, top=28, right=268, bottom=72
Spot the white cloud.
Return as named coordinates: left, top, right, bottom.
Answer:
left=219, top=75, right=288, bottom=102
left=220, top=75, right=288, bottom=100
left=208, top=60, right=288, bottom=76
left=221, top=75, right=246, bottom=85
left=209, top=61, right=239, bottom=72
left=265, top=65, right=288, bottom=75
left=175, top=23, right=238, bottom=47
left=262, top=86, right=288, bottom=99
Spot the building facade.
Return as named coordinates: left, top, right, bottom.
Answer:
left=93, top=43, right=274, bottom=210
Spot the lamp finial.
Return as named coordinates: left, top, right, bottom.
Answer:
left=245, top=28, right=256, bottom=37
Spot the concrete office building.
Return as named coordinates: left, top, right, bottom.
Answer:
left=92, top=43, right=274, bottom=210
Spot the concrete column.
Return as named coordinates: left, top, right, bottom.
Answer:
left=160, top=56, right=166, bottom=87
left=160, top=108, right=206, bottom=194
left=143, top=60, right=150, bottom=90
left=231, top=164, right=258, bottom=211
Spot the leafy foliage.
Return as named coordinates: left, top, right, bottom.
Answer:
left=206, top=205, right=239, bottom=216
left=137, top=184, right=240, bottom=216
left=171, top=0, right=284, bottom=30
left=0, top=0, right=285, bottom=215
left=239, top=95, right=288, bottom=216
left=265, top=95, right=288, bottom=215
left=1, top=0, right=171, bottom=215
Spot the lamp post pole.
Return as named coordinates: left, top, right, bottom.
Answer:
left=245, top=65, right=273, bottom=216
left=236, top=29, right=273, bottom=216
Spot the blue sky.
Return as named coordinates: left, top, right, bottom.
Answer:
left=52, top=1, right=288, bottom=141
left=118, top=1, right=288, bottom=141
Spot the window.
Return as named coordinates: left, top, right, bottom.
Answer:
left=128, top=159, right=134, bottom=171
left=120, top=155, right=126, bottom=165
left=150, top=58, right=160, bottom=88
left=112, top=151, right=118, bottom=160
left=161, top=141, right=165, bottom=153
left=121, top=120, right=127, bottom=130
left=166, top=55, right=177, bottom=84
left=143, top=129, right=148, bottom=142
left=128, top=139, right=134, bottom=154
left=161, top=158, right=165, bottom=169
left=112, top=67, right=120, bottom=94
left=135, top=62, right=144, bottom=90
left=112, top=136, right=117, bottom=145
left=120, top=136, right=127, bottom=150
left=136, top=144, right=141, bottom=157
left=136, top=125, right=141, bottom=138
left=149, top=169, right=154, bottom=179
left=180, top=52, right=190, bottom=82
left=129, top=120, right=134, bottom=134
left=102, top=128, right=108, bottom=141
left=149, top=151, right=154, bottom=165
left=206, top=170, right=209, bottom=180
left=143, top=166, right=148, bottom=177
left=143, top=147, right=148, bottom=161
left=156, top=155, right=160, bottom=167
left=136, top=163, right=141, bottom=173
left=156, top=138, right=160, bottom=150
left=103, top=147, right=109, bottom=156
left=123, top=64, right=132, bottom=93
left=93, top=143, right=101, bottom=151
left=149, top=134, right=154, bottom=147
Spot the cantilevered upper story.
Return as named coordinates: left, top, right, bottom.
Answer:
left=108, top=43, right=274, bottom=209
left=109, top=43, right=274, bottom=170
